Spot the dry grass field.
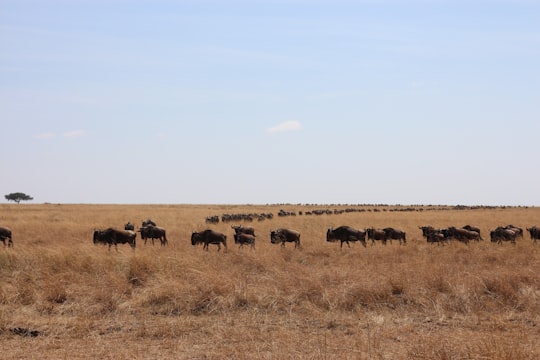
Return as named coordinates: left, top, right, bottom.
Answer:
left=0, top=203, right=539, bottom=359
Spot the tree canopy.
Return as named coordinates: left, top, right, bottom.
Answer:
left=5, top=192, right=34, bottom=204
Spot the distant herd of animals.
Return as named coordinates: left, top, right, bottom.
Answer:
left=1, top=221, right=540, bottom=251
left=203, top=205, right=527, bottom=224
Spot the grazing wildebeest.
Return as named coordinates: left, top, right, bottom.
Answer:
left=234, top=232, right=256, bottom=249
left=383, top=227, right=406, bottom=245
left=326, top=226, right=366, bottom=249
left=124, top=222, right=135, bottom=231
left=366, top=228, right=387, bottom=245
left=0, top=226, right=13, bottom=247
left=93, top=228, right=136, bottom=251
left=191, top=229, right=227, bottom=251
left=231, top=225, right=255, bottom=236
left=270, top=228, right=301, bottom=249
left=139, top=225, right=168, bottom=246
left=527, top=226, right=540, bottom=243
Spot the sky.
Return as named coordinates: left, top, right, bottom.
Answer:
left=1, top=0, right=539, bottom=205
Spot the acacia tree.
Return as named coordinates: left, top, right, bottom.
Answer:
left=4, top=192, right=34, bottom=204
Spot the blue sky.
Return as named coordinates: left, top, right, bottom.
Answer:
left=1, top=0, right=539, bottom=205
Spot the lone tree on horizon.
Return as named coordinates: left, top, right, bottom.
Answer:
left=5, top=192, right=34, bottom=204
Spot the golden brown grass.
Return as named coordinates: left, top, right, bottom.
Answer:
left=0, top=204, right=539, bottom=359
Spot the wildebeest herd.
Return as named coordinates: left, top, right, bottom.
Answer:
left=93, top=221, right=540, bottom=252
left=418, top=224, right=531, bottom=245
left=91, top=219, right=168, bottom=251
left=1, top=221, right=539, bottom=251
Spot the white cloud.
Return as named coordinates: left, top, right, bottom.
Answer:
left=34, top=130, right=88, bottom=140
left=34, top=132, right=55, bottom=139
left=63, top=130, right=87, bottom=138
left=266, top=121, right=303, bottom=134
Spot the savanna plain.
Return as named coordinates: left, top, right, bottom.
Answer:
left=0, top=203, right=539, bottom=359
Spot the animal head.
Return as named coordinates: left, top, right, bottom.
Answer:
left=191, top=232, right=201, bottom=246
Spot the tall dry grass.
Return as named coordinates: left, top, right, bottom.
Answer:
left=0, top=204, right=539, bottom=359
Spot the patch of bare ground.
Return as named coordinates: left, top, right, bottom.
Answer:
left=0, top=204, right=539, bottom=358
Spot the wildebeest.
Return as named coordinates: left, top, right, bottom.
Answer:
left=139, top=225, right=168, bottom=246
left=205, top=215, right=219, bottom=224
left=446, top=227, right=481, bottom=243
left=426, top=231, right=447, bottom=245
left=270, top=228, right=301, bottom=249
left=419, top=226, right=448, bottom=245
left=326, top=226, right=366, bottom=249
left=527, top=226, right=540, bottom=243
left=419, top=226, right=436, bottom=238
left=366, top=228, right=387, bottom=245
left=191, top=229, right=227, bottom=251
left=124, top=222, right=135, bottom=231
left=0, top=226, right=13, bottom=247
left=462, top=225, right=482, bottom=239
left=505, top=225, right=523, bottom=239
left=490, top=227, right=517, bottom=245
left=93, top=228, right=136, bottom=251
left=383, top=227, right=406, bottom=245
left=232, top=225, right=255, bottom=236
left=234, top=233, right=256, bottom=249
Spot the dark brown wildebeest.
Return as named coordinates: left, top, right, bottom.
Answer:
left=419, top=226, right=436, bottom=238
left=489, top=226, right=520, bottom=245
left=93, top=228, right=136, bottom=251
left=0, top=226, right=13, bottom=247
left=205, top=215, right=219, bottom=224
left=490, top=229, right=512, bottom=244
left=462, top=225, right=482, bottom=239
left=527, top=226, right=540, bottom=243
left=270, top=228, right=301, bottom=249
left=139, top=225, right=168, bottom=246
left=191, top=229, right=227, bottom=251
left=231, top=225, right=255, bottom=236
left=383, top=227, right=406, bottom=245
left=326, top=226, right=366, bottom=249
left=504, top=225, right=523, bottom=239
left=426, top=231, right=447, bottom=245
left=419, top=226, right=448, bottom=245
left=447, top=227, right=481, bottom=243
left=124, top=222, right=135, bottom=231
left=527, top=226, right=539, bottom=241
left=234, top=232, right=256, bottom=249
left=490, top=227, right=517, bottom=245
left=366, top=228, right=387, bottom=245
